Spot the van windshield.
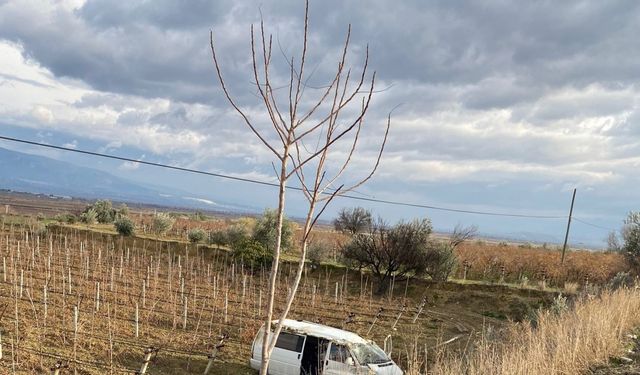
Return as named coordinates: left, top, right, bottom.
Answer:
left=349, top=343, right=389, bottom=365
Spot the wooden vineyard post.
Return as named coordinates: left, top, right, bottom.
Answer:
left=95, top=282, right=100, bottom=312
left=312, top=284, right=316, bottom=308
left=391, top=304, right=406, bottom=331
left=224, top=290, right=228, bottom=324
left=50, top=361, right=68, bottom=375
left=138, top=347, right=158, bottom=375
left=43, top=284, right=48, bottom=326
left=367, top=307, right=384, bottom=336
left=0, top=329, right=3, bottom=360
left=203, top=334, right=228, bottom=375
left=135, top=303, right=139, bottom=338
left=462, top=261, right=471, bottom=281
left=412, top=296, right=427, bottom=324
left=183, top=298, right=188, bottom=330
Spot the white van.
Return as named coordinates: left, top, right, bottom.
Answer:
left=250, top=319, right=403, bottom=375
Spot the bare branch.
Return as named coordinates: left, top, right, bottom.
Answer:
left=210, top=30, right=281, bottom=158
left=294, top=25, right=351, bottom=130
left=291, top=0, right=310, bottom=120
left=286, top=71, right=376, bottom=179
left=320, top=110, right=391, bottom=199
left=450, top=224, right=478, bottom=249
left=251, top=25, right=287, bottom=145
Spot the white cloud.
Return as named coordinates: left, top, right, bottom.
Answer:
left=62, top=140, right=78, bottom=149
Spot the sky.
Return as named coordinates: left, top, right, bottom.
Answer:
left=1, top=0, right=639, bottom=247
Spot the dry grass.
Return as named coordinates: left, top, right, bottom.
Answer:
left=564, top=282, right=580, bottom=294
left=419, top=287, right=640, bottom=375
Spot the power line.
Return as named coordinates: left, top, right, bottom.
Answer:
left=0, top=134, right=566, bottom=219
left=572, top=217, right=616, bottom=232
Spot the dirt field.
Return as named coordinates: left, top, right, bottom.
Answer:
left=0, top=220, right=555, bottom=374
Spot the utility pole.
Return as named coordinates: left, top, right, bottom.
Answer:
left=561, top=188, right=577, bottom=265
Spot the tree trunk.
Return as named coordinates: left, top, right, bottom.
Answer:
left=260, top=146, right=290, bottom=374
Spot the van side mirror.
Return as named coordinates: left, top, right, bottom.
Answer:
left=345, top=357, right=354, bottom=366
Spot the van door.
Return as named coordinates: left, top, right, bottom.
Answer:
left=269, top=331, right=306, bottom=375
left=323, top=342, right=358, bottom=375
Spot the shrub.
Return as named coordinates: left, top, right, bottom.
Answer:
left=208, top=230, right=228, bottom=248
left=226, top=225, right=249, bottom=246
left=308, top=241, right=331, bottom=269
left=252, top=209, right=294, bottom=252
left=550, top=293, right=568, bottom=315
left=188, top=228, right=207, bottom=243
left=424, top=241, right=457, bottom=282
left=117, top=204, right=129, bottom=218
left=55, top=213, right=78, bottom=224
left=231, top=239, right=273, bottom=269
left=114, top=217, right=135, bottom=236
left=152, top=213, right=175, bottom=236
left=89, top=200, right=117, bottom=223
left=608, top=271, right=634, bottom=290
left=80, top=208, right=98, bottom=225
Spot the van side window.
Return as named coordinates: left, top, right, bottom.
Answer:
left=274, top=332, right=304, bottom=352
left=329, top=344, right=350, bottom=363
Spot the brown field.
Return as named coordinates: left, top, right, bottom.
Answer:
left=0, top=218, right=553, bottom=374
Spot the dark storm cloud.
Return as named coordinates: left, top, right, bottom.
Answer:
left=2, top=0, right=639, bottom=109
left=79, top=0, right=233, bottom=29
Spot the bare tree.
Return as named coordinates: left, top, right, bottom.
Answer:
left=606, top=230, right=621, bottom=252
left=210, top=1, right=390, bottom=373
left=449, top=223, right=478, bottom=249
left=333, top=207, right=373, bottom=234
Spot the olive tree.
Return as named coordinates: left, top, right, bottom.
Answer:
left=253, top=209, right=294, bottom=252
left=114, top=216, right=135, bottom=237
left=210, top=1, right=390, bottom=372
left=343, top=218, right=432, bottom=294
left=152, top=213, right=175, bottom=236
left=187, top=228, right=207, bottom=243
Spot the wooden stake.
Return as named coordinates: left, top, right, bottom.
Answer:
left=50, top=361, right=67, bottom=375
left=138, top=347, right=156, bottom=374
left=95, top=282, right=100, bottom=312
left=203, top=334, right=228, bottom=375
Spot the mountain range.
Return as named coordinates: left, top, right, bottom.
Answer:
left=0, top=147, right=249, bottom=212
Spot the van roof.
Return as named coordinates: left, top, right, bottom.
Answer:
left=275, top=319, right=368, bottom=345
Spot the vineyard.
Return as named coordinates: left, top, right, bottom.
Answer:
left=454, top=242, right=627, bottom=286
left=0, top=219, right=553, bottom=374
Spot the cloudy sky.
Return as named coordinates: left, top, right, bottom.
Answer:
left=1, top=0, right=639, bottom=246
